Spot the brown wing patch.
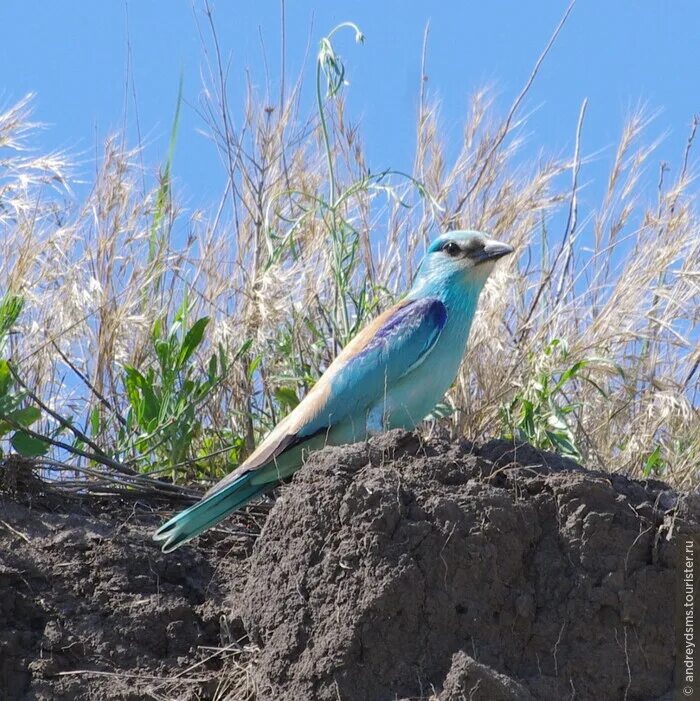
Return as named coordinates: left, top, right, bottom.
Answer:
left=332, top=299, right=412, bottom=363
left=203, top=300, right=411, bottom=498
left=203, top=377, right=333, bottom=497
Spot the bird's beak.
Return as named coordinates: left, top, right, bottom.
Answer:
left=472, top=240, right=514, bottom=265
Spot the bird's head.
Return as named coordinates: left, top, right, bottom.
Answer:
left=411, top=230, right=513, bottom=296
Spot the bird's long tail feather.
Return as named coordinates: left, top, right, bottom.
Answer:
left=153, top=472, right=265, bottom=552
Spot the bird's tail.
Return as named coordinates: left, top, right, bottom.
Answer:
left=153, top=472, right=265, bottom=552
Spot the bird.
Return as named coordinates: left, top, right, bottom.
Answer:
left=154, top=230, right=513, bottom=552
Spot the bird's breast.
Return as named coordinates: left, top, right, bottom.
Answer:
left=379, top=315, right=472, bottom=430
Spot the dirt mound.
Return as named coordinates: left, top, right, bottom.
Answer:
left=0, top=479, right=258, bottom=700
left=238, top=431, right=696, bottom=701
left=0, top=432, right=696, bottom=700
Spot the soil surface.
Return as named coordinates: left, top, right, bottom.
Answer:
left=1, top=432, right=697, bottom=700
left=0, top=458, right=257, bottom=701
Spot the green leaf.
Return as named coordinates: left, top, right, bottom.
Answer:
left=11, top=430, right=50, bottom=456
left=247, top=355, right=262, bottom=380
left=0, top=295, right=24, bottom=350
left=7, top=406, right=41, bottom=427
left=547, top=413, right=568, bottom=431
left=546, top=431, right=580, bottom=461
left=0, top=403, right=39, bottom=436
left=0, top=360, right=11, bottom=396
left=274, top=386, right=300, bottom=412
left=124, top=366, right=159, bottom=426
left=234, top=338, right=253, bottom=359
left=178, top=317, right=210, bottom=368
left=180, top=379, right=196, bottom=399
left=643, top=445, right=664, bottom=476
left=90, top=406, right=101, bottom=436
left=154, top=338, right=171, bottom=371
left=218, top=343, right=229, bottom=375
left=207, top=354, right=218, bottom=383
left=152, top=316, right=163, bottom=342
left=555, top=360, right=588, bottom=391
left=520, top=400, right=536, bottom=439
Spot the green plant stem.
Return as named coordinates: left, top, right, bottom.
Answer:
left=1, top=415, right=135, bottom=476
left=50, top=341, right=129, bottom=428
left=316, top=59, right=336, bottom=210
left=8, top=362, right=118, bottom=464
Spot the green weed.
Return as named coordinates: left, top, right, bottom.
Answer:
left=0, top=295, right=49, bottom=457
left=499, top=339, right=606, bottom=462
left=119, top=296, right=229, bottom=480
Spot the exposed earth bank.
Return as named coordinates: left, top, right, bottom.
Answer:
left=1, top=432, right=697, bottom=700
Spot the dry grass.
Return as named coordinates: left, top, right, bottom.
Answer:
left=1, top=14, right=698, bottom=492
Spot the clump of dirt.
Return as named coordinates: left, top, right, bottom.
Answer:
left=238, top=431, right=697, bottom=701
left=0, top=482, right=259, bottom=700
left=1, top=431, right=696, bottom=700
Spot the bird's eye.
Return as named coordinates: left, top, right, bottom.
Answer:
left=443, top=242, right=461, bottom=257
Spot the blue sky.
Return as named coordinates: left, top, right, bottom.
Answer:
left=2, top=1, right=699, bottom=218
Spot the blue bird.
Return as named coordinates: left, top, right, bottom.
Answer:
left=154, top=230, right=513, bottom=551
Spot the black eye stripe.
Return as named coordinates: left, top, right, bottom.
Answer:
left=463, top=241, right=483, bottom=255
left=441, top=240, right=485, bottom=257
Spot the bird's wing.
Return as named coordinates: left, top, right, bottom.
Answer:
left=306, top=296, right=448, bottom=433
left=205, top=297, right=447, bottom=495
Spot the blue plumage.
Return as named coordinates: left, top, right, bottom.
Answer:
left=315, top=298, right=448, bottom=433
left=154, top=230, right=513, bottom=551
left=154, top=473, right=265, bottom=552
left=353, top=297, right=447, bottom=361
